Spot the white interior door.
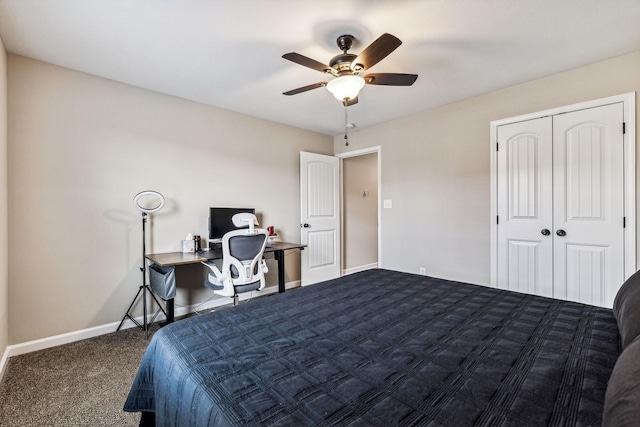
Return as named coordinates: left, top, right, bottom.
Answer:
left=300, top=152, right=341, bottom=286
left=552, top=103, right=625, bottom=307
left=497, top=117, right=554, bottom=297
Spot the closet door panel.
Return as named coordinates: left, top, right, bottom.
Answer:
left=506, top=240, right=542, bottom=295
left=564, top=244, right=606, bottom=305
left=553, top=103, right=624, bottom=307
left=497, top=117, right=553, bottom=297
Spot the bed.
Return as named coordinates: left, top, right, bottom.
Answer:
left=124, top=268, right=640, bottom=426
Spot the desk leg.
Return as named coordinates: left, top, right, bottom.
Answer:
left=160, top=298, right=174, bottom=327
left=167, top=298, right=174, bottom=323
left=274, top=249, right=285, bottom=293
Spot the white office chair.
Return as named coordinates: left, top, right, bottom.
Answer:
left=202, top=213, right=269, bottom=305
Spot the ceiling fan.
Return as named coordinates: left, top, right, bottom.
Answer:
left=282, top=33, right=418, bottom=106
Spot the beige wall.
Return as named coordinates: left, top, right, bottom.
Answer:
left=6, top=49, right=640, bottom=345
left=7, top=55, right=332, bottom=344
left=335, top=50, right=640, bottom=286
left=0, top=39, right=8, bottom=362
left=343, top=153, right=378, bottom=270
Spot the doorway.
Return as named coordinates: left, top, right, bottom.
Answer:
left=338, top=147, right=381, bottom=275
left=299, top=148, right=381, bottom=286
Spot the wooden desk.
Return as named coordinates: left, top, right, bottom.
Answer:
left=147, top=241, right=306, bottom=323
left=145, top=251, right=212, bottom=266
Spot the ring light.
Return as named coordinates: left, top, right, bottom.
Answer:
left=120, top=189, right=167, bottom=338
left=133, top=190, right=165, bottom=213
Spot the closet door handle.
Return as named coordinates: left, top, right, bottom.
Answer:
left=556, top=229, right=566, bottom=237
left=541, top=229, right=550, bottom=236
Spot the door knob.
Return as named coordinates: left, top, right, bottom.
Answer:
left=556, top=229, right=566, bottom=237
left=541, top=229, right=550, bottom=236
left=302, top=223, right=310, bottom=228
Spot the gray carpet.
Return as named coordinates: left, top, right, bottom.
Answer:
left=0, top=324, right=159, bottom=426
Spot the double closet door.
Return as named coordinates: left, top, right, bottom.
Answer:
left=496, top=103, right=625, bottom=307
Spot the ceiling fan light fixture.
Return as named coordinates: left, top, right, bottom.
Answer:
left=327, top=75, right=365, bottom=101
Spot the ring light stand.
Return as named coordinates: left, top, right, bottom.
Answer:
left=117, top=191, right=167, bottom=339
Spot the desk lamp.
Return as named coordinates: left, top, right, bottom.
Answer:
left=117, top=191, right=167, bottom=338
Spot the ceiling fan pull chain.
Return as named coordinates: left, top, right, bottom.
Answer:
left=344, top=105, right=349, bottom=146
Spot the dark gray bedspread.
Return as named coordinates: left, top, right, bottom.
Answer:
left=124, top=269, right=620, bottom=426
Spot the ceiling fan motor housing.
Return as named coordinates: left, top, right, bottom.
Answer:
left=330, top=53, right=358, bottom=73
left=330, top=35, right=363, bottom=74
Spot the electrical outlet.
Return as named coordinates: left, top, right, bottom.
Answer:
left=419, top=267, right=426, bottom=275
left=383, top=199, right=392, bottom=209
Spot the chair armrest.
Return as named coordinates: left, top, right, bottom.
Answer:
left=202, top=261, right=223, bottom=280
left=201, top=261, right=234, bottom=297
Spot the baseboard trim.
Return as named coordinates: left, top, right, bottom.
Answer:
left=343, top=263, right=378, bottom=276
left=0, top=346, right=10, bottom=383
left=3, top=280, right=300, bottom=362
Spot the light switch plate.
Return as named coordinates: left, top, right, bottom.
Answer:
left=383, top=199, right=392, bottom=209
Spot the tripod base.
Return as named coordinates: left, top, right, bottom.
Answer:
left=117, top=284, right=167, bottom=339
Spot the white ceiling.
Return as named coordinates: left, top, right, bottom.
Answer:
left=1, top=0, right=639, bottom=136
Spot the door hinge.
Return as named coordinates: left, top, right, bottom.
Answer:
left=496, top=216, right=499, bottom=225
left=496, top=142, right=499, bottom=152
left=624, top=217, right=626, bottom=228
left=623, top=122, right=626, bottom=134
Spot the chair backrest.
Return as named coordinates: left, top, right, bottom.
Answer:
left=220, top=223, right=268, bottom=287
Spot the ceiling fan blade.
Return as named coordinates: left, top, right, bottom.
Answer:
left=364, top=73, right=418, bottom=86
left=352, top=33, right=402, bottom=71
left=283, top=82, right=327, bottom=96
left=343, top=96, right=358, bottom=107
left=282, top=52, right=333, bottom=74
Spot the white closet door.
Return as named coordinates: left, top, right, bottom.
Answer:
left=497, top=117, right=554, bottom=297
left=552, top=103, right=625, bottom=307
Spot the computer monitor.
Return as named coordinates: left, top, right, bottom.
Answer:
left=208, top=207, right=255, bottom=242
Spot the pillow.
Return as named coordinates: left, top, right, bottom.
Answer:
left=613, top=269, right=640, bottom=350
left=603, top=335, right=640, bottom=426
